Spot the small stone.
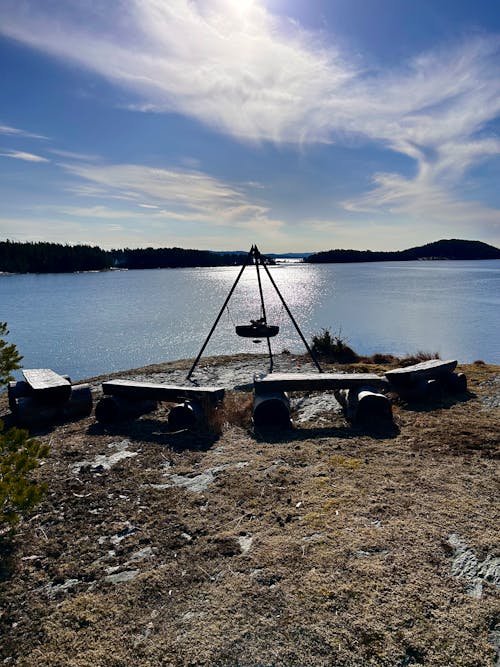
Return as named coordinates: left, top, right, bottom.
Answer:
left=105, top=570, right=140, bottom=584
left=238, top=535, right=253, bottom=554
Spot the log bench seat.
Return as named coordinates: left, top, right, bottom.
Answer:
left=96, top=379, right=225, bottom=428
left=385, top=359, right=466, bottom=400
left=22, top=368, right=72, bottom=403
left=253, top=372, right=392, bottom=427
left=254, top=372, right=389, bottom=394
left=102, top=379, right=225, bottom=403
left=385, top=358, right=457, bottom=385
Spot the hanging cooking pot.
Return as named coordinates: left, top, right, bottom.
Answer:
left=235, top=317, right=279, bottom=338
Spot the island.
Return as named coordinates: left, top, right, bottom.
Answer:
left=305, top=238, right=500, bottom=264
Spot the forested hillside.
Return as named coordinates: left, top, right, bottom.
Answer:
left=0, top=241, right=250, bottom=273
left=305, top=239, right=500, bottom=263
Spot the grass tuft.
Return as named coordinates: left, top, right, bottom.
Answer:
left=399, top=350, right=441, bottom=367
left=311, top=328, right=359, bottom=363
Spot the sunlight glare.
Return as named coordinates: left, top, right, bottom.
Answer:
left=233, top=0, right=256, bottom=14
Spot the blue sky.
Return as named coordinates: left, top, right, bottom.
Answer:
left=1, top=0, right=500, bottom=252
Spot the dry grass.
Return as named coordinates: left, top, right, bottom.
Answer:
left=209, top=390, right=254, bottom=432
left=0, top=358, right=499, bottom=666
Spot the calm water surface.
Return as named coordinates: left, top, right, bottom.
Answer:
left=1, top=260, right=499, bottom=380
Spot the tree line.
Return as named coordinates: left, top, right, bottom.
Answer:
left=305, top=239, right=500, bottom=264
left=0, top=241, right=252, bottom=274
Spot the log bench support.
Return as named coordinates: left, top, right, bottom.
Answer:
left=253, top=372, right=392, bottom=426
left=335, top=387, right=393, bottom=423
left=9, top=371, right=92, bottom=427
left=253, top=392, right=292, bottom=430
left=168, top=399, right=205, bottom=431
left=96, top=379, right=225, bottom=429
left=385, top=359, right=467, bottom=401
left=95, top=396, right=158, bottom=423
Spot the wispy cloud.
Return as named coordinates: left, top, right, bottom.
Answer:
left=0, top=150, right=49, bottom=162
left=60, top=161, right=284, bottom=233
left=0, top=122, right=48, bottom=140
left=1, top=1, right=500, bottom=230
left=59, top=205, right=137, bottom=220
left=50, top=148, right=101, bottom=161
left=0, top=0, right=354, bottom=144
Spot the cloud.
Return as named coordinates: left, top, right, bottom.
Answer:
left=1, top=1, right=500, bottom=230
left=0, top=122, right=48, bottom=139
left=60, top=160, right=284, bottom=233
left=60, top=163, right=280, bottom=224
left=1, top=2, right=499, bottom=146
left=0, top=150, right=49, bottom=162
left=50, top=148, right=102, bottom=161
left=342, top=148, right=500, bottom=235
left=0, top=0, right=354, bottom=144
left=59, top=205, right=137, bottom=220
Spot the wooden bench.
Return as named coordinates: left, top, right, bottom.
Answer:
left=96, top=379, right=225, bottom=428
left=385, top=359, right=457, bottom=385
left=22, top=368, right=72, bottom=403
left=253, top=372, right=392, bottom=426
left=102, top=379, right=225, bottom=403
left=254, top=372, right=389, bottom=394
left=385, top=359, right=466, bottom=400
left=8, top=369, right=92, bottom=427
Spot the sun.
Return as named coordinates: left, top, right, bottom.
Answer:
left=233, top=0, right=256, bottom=13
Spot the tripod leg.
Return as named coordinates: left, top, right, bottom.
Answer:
left=266, top=336, right=274, bottom=373
left=186, top=247, right=254, bottom=380
left=260, top=258, right=322, bottom=373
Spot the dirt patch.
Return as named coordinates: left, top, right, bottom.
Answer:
left=0, top=356, right=499, bottom=666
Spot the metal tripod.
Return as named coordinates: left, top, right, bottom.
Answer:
left=186, top=244, right=322, bottom=380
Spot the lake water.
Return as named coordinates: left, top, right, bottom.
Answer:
left=1, top=260, right=499, bottom=381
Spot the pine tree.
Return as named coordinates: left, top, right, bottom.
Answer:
left=0, top=324, right=48, bottom=533
left=0, top=421, right=49, bottom=529
left=0, top=322, right=22, bottom=386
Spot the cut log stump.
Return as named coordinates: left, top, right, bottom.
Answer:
left=335, top=387, right=392, bottom=423
left=8, top=380, right=30, bottom=414
left=253, top=392, right=291, bottom=430
left=63, top=384, right=93, bottom=420
left=168, top=400, right=204, bottom=431
left=95, top=396, right=158, bottom=423
left=439, top=372, right=467, bottom=394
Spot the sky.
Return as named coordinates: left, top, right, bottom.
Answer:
left=1, top=0, right=500, bottom=253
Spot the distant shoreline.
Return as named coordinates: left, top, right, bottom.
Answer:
left=1, top=238, right=499, bottom=274
left=1, top=256, right=500, bottom=278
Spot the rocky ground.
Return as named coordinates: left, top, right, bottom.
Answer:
left=0, top=354, right=499, bottom=667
